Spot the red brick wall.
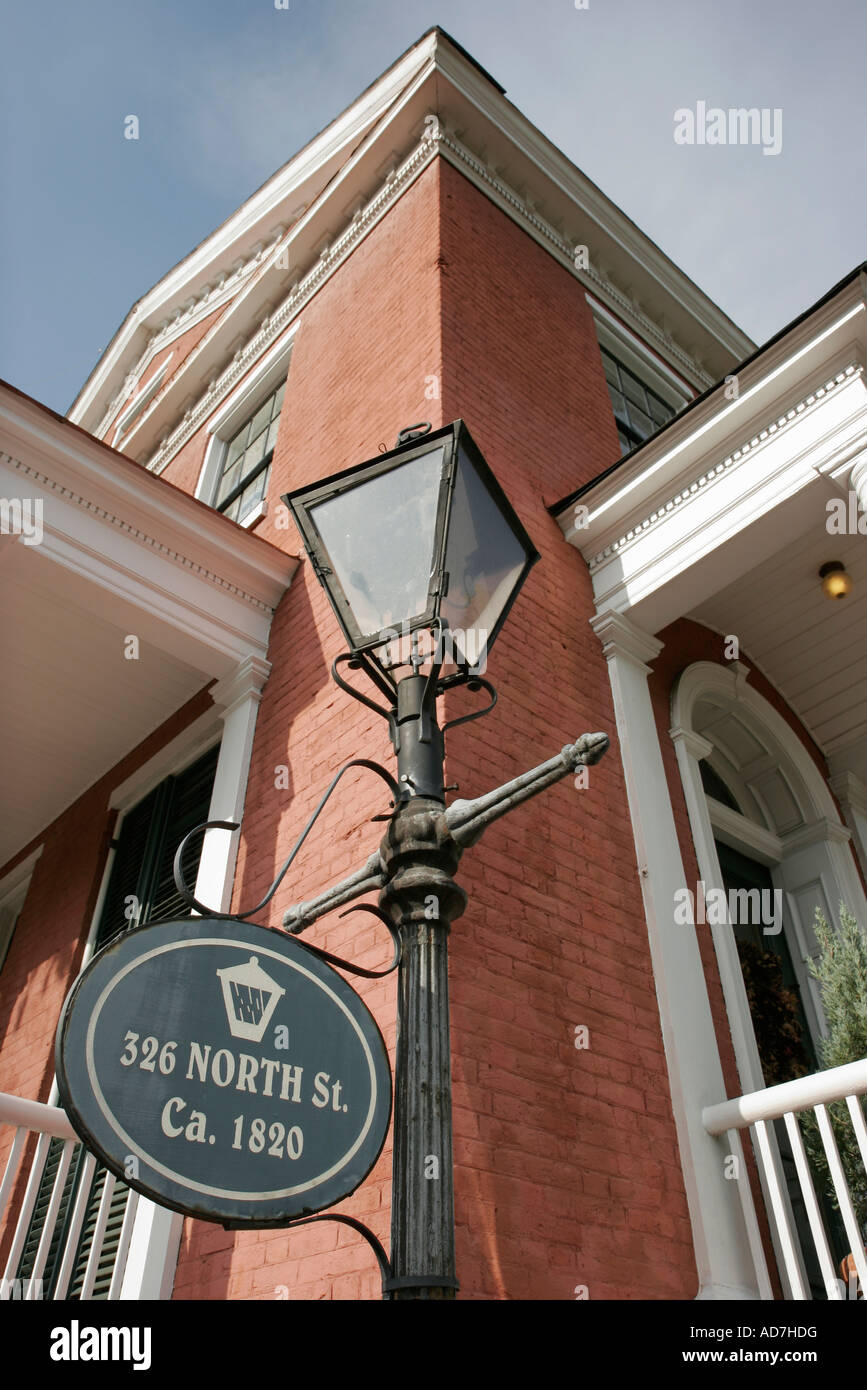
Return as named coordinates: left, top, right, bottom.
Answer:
left=0, top=686, right=215, bottom=1269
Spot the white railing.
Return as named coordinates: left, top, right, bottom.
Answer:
left=703, top=1058, right=867, bottom=1300
left=0, top=1091, right=138, bottom=1300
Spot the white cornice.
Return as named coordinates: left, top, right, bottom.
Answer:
left=69, top=35, right=438, bottom=431
left=142, top=135, right=441, bottom=474
left=69, top=28, right=755, bottom=457
left=782, top=818, right=853, bottom=852
left=0, top=388, right=296, bottom=614
left=430, top=33, right=753, bottom=369
left=434, top=132, right=713, bottom=389
left=138, top=122, right=720, bottom=478
left=210, top=654, right=272, bottom=712
left=829, top=770, right=867, bottom=817
left=588, top=363, right=864, bottom=572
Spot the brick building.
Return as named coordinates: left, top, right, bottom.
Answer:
left=1, top=28, right=865, bottom=1302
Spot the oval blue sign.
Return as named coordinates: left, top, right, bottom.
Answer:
left=55, top=918, right=392, bottom=1226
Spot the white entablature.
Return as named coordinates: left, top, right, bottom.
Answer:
left=68, top=28, right=752, bottom=470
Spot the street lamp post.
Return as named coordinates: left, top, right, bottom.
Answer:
left=282, top=422, right=609, bottom=1298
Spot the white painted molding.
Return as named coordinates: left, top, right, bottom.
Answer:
left=0, top=388, right=294, bottom=616
left=210, top=654, right=271, bottom=718
left=142, top=137, right=439, bottom=475
left=704, top=799, right=783, bottom=866
left=193, top=656, right=270, bottom=919
left=587, top=296, right=698, bottom=400
left=73, top=27, right=752, bottom=466
left=669, top=725, right=713, bottom=763
left=588, top=609, right=663, bottom=669
left=592, top=619, right=765, bottom=1298
left=782, top=818, right=853, bottom=853
left=588, top=364, right=864, bottom=573
left=828, top=769, right=867, bottom=879
left=670, top=687, right=807, bottom=1298
left=112, top=357, right=173, bottom=446
left=848, top=451, right=867, bottom=511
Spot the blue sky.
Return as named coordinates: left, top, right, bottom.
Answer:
left=1, top=0, right=864, bottom=413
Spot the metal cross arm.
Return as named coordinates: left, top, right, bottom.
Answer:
left=281, top=730, right=610, bottom=932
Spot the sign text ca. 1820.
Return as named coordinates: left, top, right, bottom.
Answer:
left=55, top=918, right=392, bottom=1226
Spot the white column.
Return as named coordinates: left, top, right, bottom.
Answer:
left=193, top=654, right=271, bottom=915
left=849, top=454, right=867, bottom=518
left=120, top=653, right=270, bottom=1300
left=828, top=769, right=867, bottom=884
left=590, top=611, right=763, bottom=1299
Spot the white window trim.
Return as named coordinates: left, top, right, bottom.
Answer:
left=196, top=326, right=296, bottom=518
left=588, top=295, right=693, bottom=413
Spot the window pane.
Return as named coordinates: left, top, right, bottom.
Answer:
left=225, top=425, right=249, bottom=465
left=620, top=369, right=647, bottom=410
left=648, top=393, right=673, bottom=426
left=216, top=382, right=284, bottom=516
left=600, top=346, right=680, bottom=452
left=626, top=404, right=653, bottom=439
left=600, top=347, right=619, bottom=386
left=247, top=399, right=273, bottom=442
left=236, top=466, right=269, bottom=523
left=216, top=459, right=241, bottom=506
left=243, top=429, right=268, bottom=470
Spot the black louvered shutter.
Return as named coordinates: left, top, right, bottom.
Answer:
left=95, top=786, right=163, bottom=949
left=66, top=1170, right=132, bottom=1300
left=16, top=1137, right=85, bottom=1297
left=146, top=745, right=221, bottom=922
left=21, top=744, right=219, bottom=1298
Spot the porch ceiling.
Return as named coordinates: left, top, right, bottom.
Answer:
left=690, top=525, right=867, bottom=782
left=0, top=380, right=297, bottom=870
left=1, top=540, right=208, bottom=865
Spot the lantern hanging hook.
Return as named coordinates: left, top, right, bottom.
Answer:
left=171, top=758, right=399, bottom=920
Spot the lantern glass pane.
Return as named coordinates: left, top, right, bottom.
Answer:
left=440, top=444, right=529, bottom=663
left=309, top=446, right=445, bottom=638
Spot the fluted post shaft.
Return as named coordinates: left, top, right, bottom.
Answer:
left=379, top=795, right=466, bottom=1299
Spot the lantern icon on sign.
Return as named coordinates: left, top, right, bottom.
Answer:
left=216, top=956, right=285, bottom=1043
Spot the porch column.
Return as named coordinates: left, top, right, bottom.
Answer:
left=193, top=655, right=272, bottom=914
left=590, top=611, right=762, bottom=1299
left=849, top=454, right=867, bottom=517
left=829, top=769, right=867, bottom=883
left=120, top=653, right=270, bottom=1300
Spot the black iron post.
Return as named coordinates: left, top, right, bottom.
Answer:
left=379, top=671, right=464, bottom=1299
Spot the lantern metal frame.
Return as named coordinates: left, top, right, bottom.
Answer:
left=282, top=419, right=540, bottom=678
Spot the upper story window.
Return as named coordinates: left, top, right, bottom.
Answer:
left=213, top=380, right=285, bottom=524
left=600, top=346, right=678, bottom=455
